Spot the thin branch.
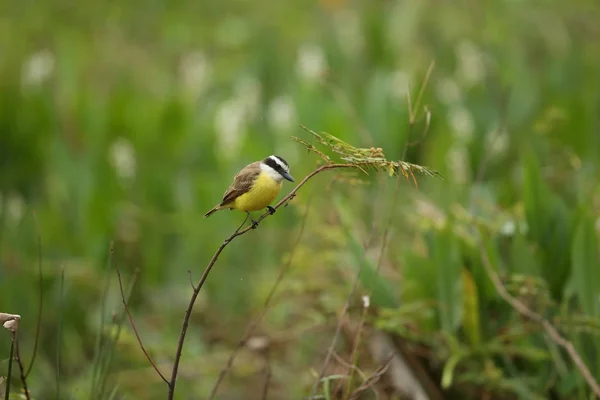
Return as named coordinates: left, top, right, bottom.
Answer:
left=479, top=247, right=600, bottom=397
left=342, top=298, right=369, bottom=398
left=1, top=313, right=20, bottom=400
left=4, top=332, right=15, bottom=400
left=309, top=254, right=362, bottom=397
left=56, top=267, right=64, bottom=400
left=348, top=353, right=395, bottom=400
left=403, top=61, right=435, bottom=160
left=96, top=268, right=140, bottom=400
left=168, top=163, right=359, bottom=399
left=332, top=351, right=368, bottom=382
left=112, top=244, right=169, bottom=385
left=411, top=61, right=435, bottom=125
left=25, top=212, right=43, bottom=378
left=208, top=189, right=317, bottom=399
left=261, top=355, right=272, bottom=400
left=15, top=337, right=31, bottom=400
left=90, top=244, right=115, bottom=396
left=187, top=270, right=197, bottom=290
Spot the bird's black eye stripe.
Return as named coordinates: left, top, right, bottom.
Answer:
left=265, top=157, right=283, bottom=171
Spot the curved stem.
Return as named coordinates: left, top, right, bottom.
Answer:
left=167, top=163, right=356, bottom=399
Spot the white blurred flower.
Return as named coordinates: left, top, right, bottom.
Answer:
left=333, top=10, right=364, bottom=57
left=21, top=49, right=54, bottom=87
left=234, top=76, right=261, bottom=121
left=215, top=99, right=246, bottom=158
left=445, top=145, right=470, bottom=184
left=500, top=220, right=516, bottom=236
left=502, top=219, right=529, bottom=236
left=456, top=41, right=486, bottom=87
left=0, top=194, right=25, bottom=227
left=390, top=70, right=410, bottom=101
left=109, top=138, right=136, bottom=182
left=267, top=95, right=296, bottom=133
left=296, top=44, right=327, bottom=83
left=485, top=127, right=509, bottom=159
left=214, top=76, right=262, bottom=158
left=362, top=295, right=370, bottom=309
left=448, top=106, right=475, bottom=143
left=436, top=77, right=462, bottom=105
left=179, top=51, right=211, bottom=100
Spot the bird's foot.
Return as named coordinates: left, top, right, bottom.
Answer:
left=267, top=206, right=276, bottom=215
left=247, top=212, right=259, bottom=229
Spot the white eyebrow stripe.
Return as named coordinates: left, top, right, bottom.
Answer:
left=269, top=155, right=289, bottom=172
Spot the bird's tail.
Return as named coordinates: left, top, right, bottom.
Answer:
left=203, top=205, right=221, bottom=218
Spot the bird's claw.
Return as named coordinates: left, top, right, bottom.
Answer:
left=267, top=206, right=276, bottom=215
left=246, top=212, right=259, bottom=229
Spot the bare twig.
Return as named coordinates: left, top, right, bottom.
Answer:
left=168, top=163, right=360, bottom=399
left=187, top=270, right=197, bottom=290
left=410, top=61, right=435, bottom=125
left=4, top=332, right=15, bottom=400
left=15, top=338, right=31, bottom=400
left=309, top=253, right=363, bottom=397
left=25, top=212, right=43, bottom=378
left=208, top=189, right=317, bottom=399
left=403, top=61, right=435, bottom=160
left=343, top=297, right=370, bottom=398
left=348, top=353, right=395, bottom=400
left=332, top=351, right=368, bottom=382
left=95, top=267, right=140, bottom=400
left=112, top=244, right=169, bottom=385
left=480, top=248, right=600, bottom=397
left=90, top=246, right=114, bottom=396
left=1, top=313, right=20, bottom=400
left=56, top=267, right=64, bottom=400
left=261, top=355, right=272, bottom=400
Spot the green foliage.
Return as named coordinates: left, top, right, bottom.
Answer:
left=2, top=0, right=600, bottom=399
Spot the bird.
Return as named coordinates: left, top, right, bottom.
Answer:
left=204, top=155, right=295, bottom=227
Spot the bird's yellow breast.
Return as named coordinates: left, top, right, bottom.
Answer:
left=233, top=172, right=282, bottom=212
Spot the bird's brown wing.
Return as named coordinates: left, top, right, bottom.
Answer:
left=219, top=162, right=260, bottom=207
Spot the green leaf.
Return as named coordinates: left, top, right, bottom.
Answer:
left=334, top=195, right=399, bottom=308
left=522, top=151, right=573, bottom=299
left=441, top=351, right=467, bottom=389
left=571, top=212, right=600, bottom=318
left=462, top=268, right=481, bottom=346
left=428, top=225, right=463, bottom=334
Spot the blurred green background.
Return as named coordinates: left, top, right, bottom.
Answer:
left=2, top=0, right=600, bottom=399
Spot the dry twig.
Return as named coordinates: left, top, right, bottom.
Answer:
left=169, top=163, right=360, bottom=399
left=112, top=244, right=169, bottom=384
left=25, top=213, right=43, bottom=379
left=480, top=248, right=600, bottom=397
left=15, top=338, right=31, bottom=400
left=348, top=353, right=395, bottom=400
left=1, top=313, right=20, bottom=400
left=208, top=189, right=317, bottom=399
left=261, top=355, right=272, bottom=400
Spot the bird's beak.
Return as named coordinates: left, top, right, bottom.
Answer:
left=282, top=171, right=295, bottom=182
